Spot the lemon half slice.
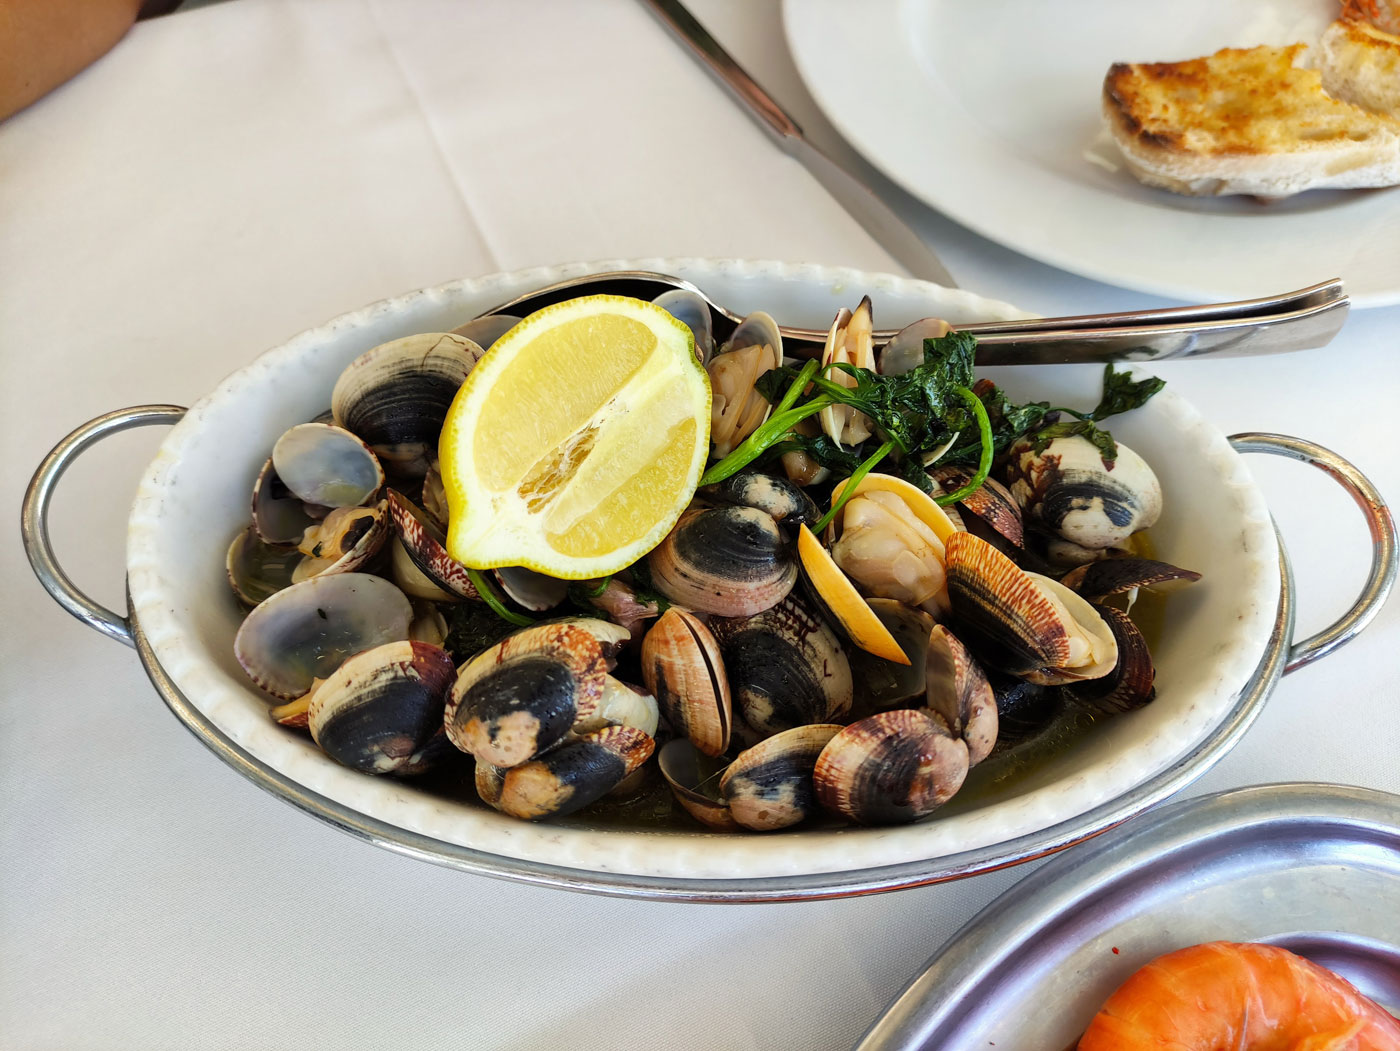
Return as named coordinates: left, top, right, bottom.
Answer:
left=440, top=294, right=711, bottom=579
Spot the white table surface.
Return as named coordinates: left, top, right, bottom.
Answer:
left=2, top=2, right=1397, bottom=1048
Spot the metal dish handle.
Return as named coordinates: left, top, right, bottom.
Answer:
left=21, top=405, right=188, bottom=648
left=1230, top=433, right=1397, bottom=673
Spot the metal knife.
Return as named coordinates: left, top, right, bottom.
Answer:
left=640, top=0, right=959, bottom=289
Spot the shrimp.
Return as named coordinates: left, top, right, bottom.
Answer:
left=1078, top=941, right=1400, bottom=1051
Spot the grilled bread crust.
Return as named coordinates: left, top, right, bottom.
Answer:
left=1321, top=18, right=1400, bottom=117
left=1103, top=43, right=1400, bottom=196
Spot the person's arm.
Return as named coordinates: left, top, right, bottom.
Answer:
left=0, top=0, right=146, bottom=121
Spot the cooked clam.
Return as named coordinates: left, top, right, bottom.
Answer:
left=641, top=608, right=731, bottom=757
left=579, top=577, right=659, bottom=638
left=799, top=473, right=960, bottom=662
left=698, top=469, right=819, bottom=527
left=227, top=525, right=301, bottom=606
left=1006, top=434, right=1162, bottom=552
left=711, top=593, right=852, bottom=738
left=813, top=709, right=970, bottom=826
left=819, top=297, right=875, bottom=447
left=923, top=625, right=998, bottom=766
left=647, top=505, right=797, bottom=618
left=721, top=723, right=843, bottom=831
left=1059, top=557, right=1201, bottom=603
left=572, top=676, right=660, bottom=739
left=929, top=466, right=1024, bottom=551
left=657, top=739, right=739, bottom=830
left=233, top=573, right=413, bottom=699
left=444, top=621, right=608, bottom=768
left=653, top=289, right=715, bottom=364
left=290, top=500, right=391, bottom=583
left=494, top=725, right=655, bottom=821
left=331, top=331, right=484, bottom=478
left=877, top=317, right=952, bottom=377
left=1063, top=604, right=1156, bottom=715
left=707, top=311, right=781, bottom=459
left=386, top=489, right=479, bottom=601
left=271, top=423, right=384, bottom=509
left=250, top=456, right=319, bottom=545
left=494, top=566, right=568, bottom=612
left=307, top=640, right=455, bottom=774
left=945, top=532, right=1118, bottom=686
left=408, top=600, right=449, bottom=646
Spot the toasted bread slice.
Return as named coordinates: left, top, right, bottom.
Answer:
left=1321, top=19, right=1400, bottom=117
left=1103, top=43, right=1400, bottom=196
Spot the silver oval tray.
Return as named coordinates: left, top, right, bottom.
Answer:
left=856, top=782, right=1400, bottom=1050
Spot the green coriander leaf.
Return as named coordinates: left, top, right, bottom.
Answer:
left=1092, top=364, right=1166, bottom=421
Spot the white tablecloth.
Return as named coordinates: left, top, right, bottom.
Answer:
left=3, top=2, right=1397, bottom=1048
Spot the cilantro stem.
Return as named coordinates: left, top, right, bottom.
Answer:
left=934, top=387, right=993, bottom=506
left=772, top=358, right=820, bottom=414
left=582, top=574, right=613, bottom=597
left=699, top=360, right=832, bottom=487
left=814, top=439, right=897, bottom=534
left=466, top=568, right=536, bottom=627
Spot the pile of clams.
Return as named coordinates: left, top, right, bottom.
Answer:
left=226, top=293, right=1200, bottom=829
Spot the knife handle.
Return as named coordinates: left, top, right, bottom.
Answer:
left=642, top=0, right=802, bottom=142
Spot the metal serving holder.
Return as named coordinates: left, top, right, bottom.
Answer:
left=22, top=405, right=1397, bottom=901
left=854, top=782, right=1400, bottom=1050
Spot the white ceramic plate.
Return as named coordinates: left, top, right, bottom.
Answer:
left=124, top=258, right=1278, bottom=882
left=783, top=0, right=1400, bottom=307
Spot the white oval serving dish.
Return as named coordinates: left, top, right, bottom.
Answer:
left=25, top=259, right=1394, bottom=901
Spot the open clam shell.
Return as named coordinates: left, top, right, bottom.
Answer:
left=641, top=608, right=732, bottom=757
left=818, top=297, right=875, bottom=447
left=813, top=710, right=970, bottom=826
left=647, top=505, right=797, bottom=618
left=708, top=310, right=782, bottom=459
left=271, top=423, right=384, bottom=509
left=656, top=739, right=739, bottom=830
left=331, top=331, right=484, bottom=479
left=945, top=532, right=1118, bottom=686
left=653, top=289, right=715, bottom=364
left=451, top=314, right=520, bottom=351
left=720, top=724, right=843, bottom=832
left=929, top=467, right=1024, bottom=551
left=1063, top=604, right=1156, bottom=715
left=233, top=573, right=413, bottom=700
left=386, top=489, right=479, bottom=601
left=307, top=640, right=455, bottom=774
left=826, top=473, right=959, bottom=616
left=877, top=317, right=952, bottom=377
left=290, top=500, right=391, bottom=583
left=493, top=566, right=568, bottom=612
left=251, top=456, right=318, bottom=545
left=227, top=525, right=301, bottom=607
left=444, top=621, right=607, bottom=768
left=848, top=599, right=935, bottom=714
left=572, top=676, right=660, bottom=739
left=1059, top=557, right=1202, bottom=602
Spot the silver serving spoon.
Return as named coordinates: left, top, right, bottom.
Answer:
left=474, top=270, right=1348, bottom=365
